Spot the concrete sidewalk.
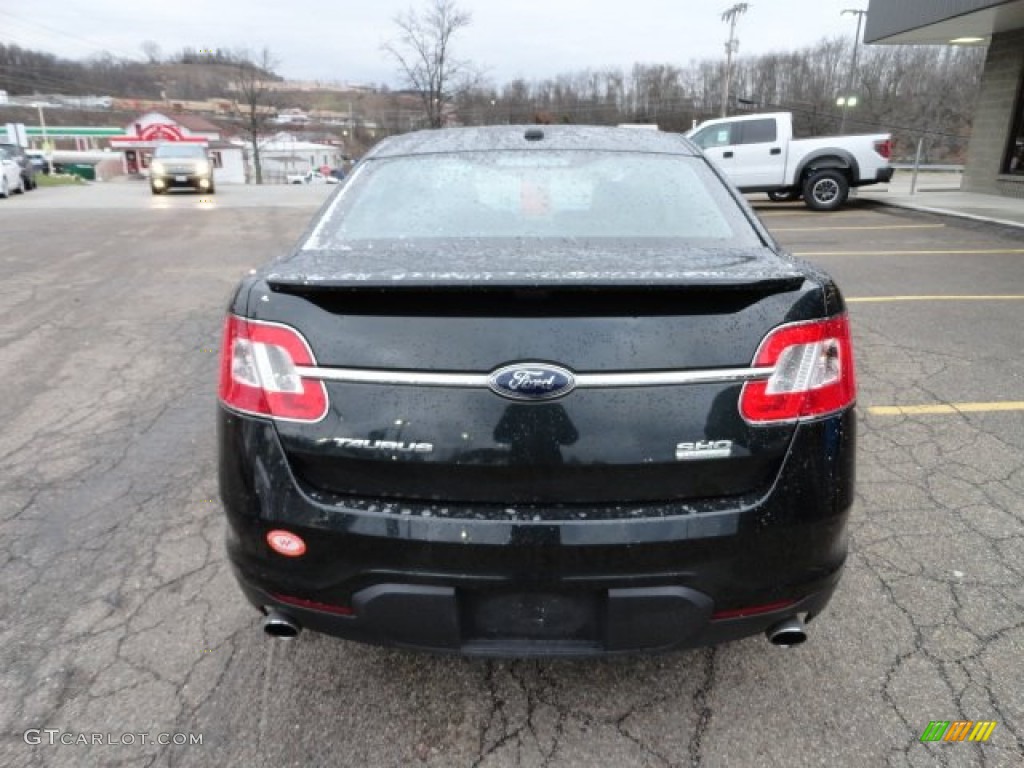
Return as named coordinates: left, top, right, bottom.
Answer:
left=855, top=170, right=1024, bottom=229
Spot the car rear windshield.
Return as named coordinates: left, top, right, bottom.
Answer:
left=153, top=145, right=207, bottom=158
left=311, top=151, right=762, bottom=248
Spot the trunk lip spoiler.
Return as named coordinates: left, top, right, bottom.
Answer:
left=294, top=365, right=774, bottom=389
left=267, top=275, right=805, bottom=292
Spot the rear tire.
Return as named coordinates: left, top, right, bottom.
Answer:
left=14, top=176, right=25, bottom=194
left=767, top=190, right=801, bottom=202
left=802, top=170, right=849, bottom=211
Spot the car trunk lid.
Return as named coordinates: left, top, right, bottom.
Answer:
left=249, top=244, right=822, bottom=506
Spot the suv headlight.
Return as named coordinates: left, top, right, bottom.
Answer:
left=150, top=161, right=166, bottom=175
left=195, top=160, right=211, bottom=175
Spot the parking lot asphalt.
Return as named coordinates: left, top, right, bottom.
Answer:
left=1, top=183, right=1022, bottom=768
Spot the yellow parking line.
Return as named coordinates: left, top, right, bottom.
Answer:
left=772, top=224, right=945, bottom=233
left=757, top=211, right=858, bottom=217
left=868, top=402, right=1024, bottom=416
left=757, top=214, right=860, bottom=219
left=847, top=295, right=1024, bottom=303
left=794, top=248, right=1024, bottom=257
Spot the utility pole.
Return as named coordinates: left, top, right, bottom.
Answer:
left=839, top=8, right=867, bottom=133
left=720, top=3, right=749, bottom=118
left=37, top=103, right=53, bottom=174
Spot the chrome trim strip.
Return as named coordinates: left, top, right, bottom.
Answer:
left=576, top=368, right=773, bottom=387
left=295, top=366, right=773, bottom=388
left=295, top=367, right=488, bottom=387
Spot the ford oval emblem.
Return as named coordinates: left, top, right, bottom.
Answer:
left=487, top=363, right=577, bottom=401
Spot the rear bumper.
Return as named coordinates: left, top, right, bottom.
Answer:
left=218, top=406, right=855, bottom=655
left=242, top=578, right=839, bottom=657
left=849, top=167, right=893, bottom=188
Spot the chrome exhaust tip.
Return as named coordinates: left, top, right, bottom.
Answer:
left=263, top=608, right=301, bottom=639
left=766, top=616, right=807, bottom=648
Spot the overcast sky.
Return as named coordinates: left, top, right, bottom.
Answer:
left=2, top=1, right=867, bottom=87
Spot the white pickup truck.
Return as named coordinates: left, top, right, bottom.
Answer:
left=685, top=112, right=893, bottom=211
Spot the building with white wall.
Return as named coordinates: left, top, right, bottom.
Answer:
left=109, top=112, right=246, bottom=184
left=251, top=132, right=346, bottom=183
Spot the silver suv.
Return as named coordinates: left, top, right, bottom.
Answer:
left=149, top=144, right=215, bottom=195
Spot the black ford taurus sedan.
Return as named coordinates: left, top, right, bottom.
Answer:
left=218, top=125, right=856, bottom=656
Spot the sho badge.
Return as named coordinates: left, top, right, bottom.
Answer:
left=675, top=440, right=733, bottom=461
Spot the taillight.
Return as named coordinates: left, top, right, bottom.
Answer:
left=739, top=314, right=856, bottom=424
left=874, top=138, right=891, bottom=159
left=218, top=315, right=327, bottom=422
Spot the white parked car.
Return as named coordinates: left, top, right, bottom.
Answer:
left=0, top=147, right=25, bottom=198
left=287, top=170, right=340, bottom=185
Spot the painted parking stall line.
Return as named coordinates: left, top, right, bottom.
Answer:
left=849, top=293, right=1024, bottom=416
left=793, top=248, right=1024, bottom=257
left=846, top=295, right=1024, bottom=303
left=772, top=224, right=946, bottom=233
left=868, top=402, right=1024, bottom=416
left=755, top=209, right=863, bottom=217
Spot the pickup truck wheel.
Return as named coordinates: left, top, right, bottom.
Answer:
left=802, top=170, right=849, bottom=211
left=767, top=190, right=801, bottom=202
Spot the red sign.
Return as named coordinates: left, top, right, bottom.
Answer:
left=110, top=121, right=207, bottom=147
left=138, top=123, right=186, bottom=141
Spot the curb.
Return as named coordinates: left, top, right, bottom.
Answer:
left=859, top=196, right=1024, bottom=230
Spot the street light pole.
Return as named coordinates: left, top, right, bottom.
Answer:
left=37, top=103, right=53, bottom=175
left=720, top=3, right=749, bottom=118
left=839, top=8, right=867, bottom=134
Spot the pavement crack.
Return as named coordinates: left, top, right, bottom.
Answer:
left=686, top=647, right=716, bottom=768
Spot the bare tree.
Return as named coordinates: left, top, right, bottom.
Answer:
left=140, top=40, right=162, bottom=64
left=232, top=47, right=278, bottom=184
left=384, top=0, right=478, bottom=129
